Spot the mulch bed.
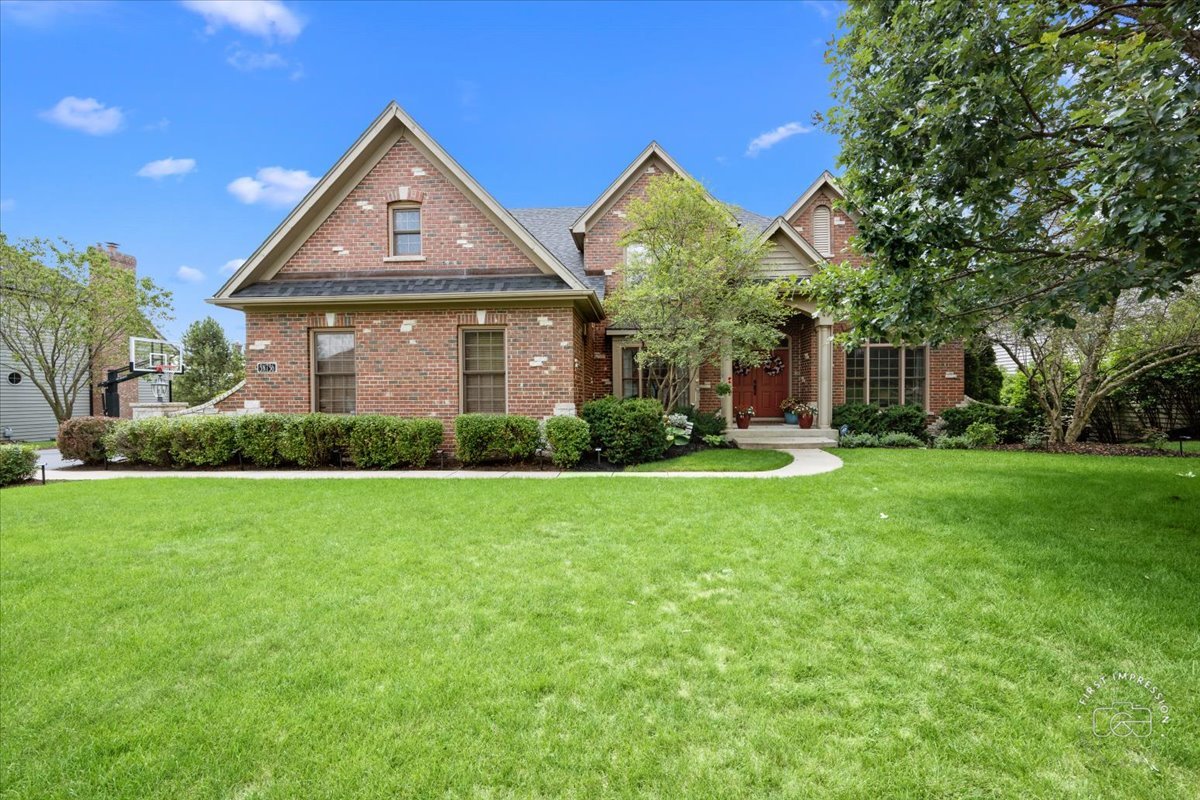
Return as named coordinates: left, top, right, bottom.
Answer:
left=994, top=443, right=1198, bottom=458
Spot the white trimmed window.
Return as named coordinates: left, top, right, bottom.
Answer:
left=812, top=205, right=832, bottom=256
left=391, top=204, right=421, bottom=256
left=845, top=344, right=926, bottom=407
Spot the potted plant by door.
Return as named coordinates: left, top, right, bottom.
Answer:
left=798, top=402, right=816, bottom=429
left=780, top=397, right=802, bottom=425
left=735, top=406, right=756, bottom=429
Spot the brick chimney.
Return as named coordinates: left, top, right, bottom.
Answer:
left=90, top=242, right=141, bottom=417
left=99, top=242, right=137, bottom=272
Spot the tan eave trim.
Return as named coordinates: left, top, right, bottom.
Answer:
left=570, top=142, right=694, bottom=238
left=782, top=170, right=852, bottom=223
left=213, top=100, right=591, bottom=301
left=208, top=289, right=604, bottom=320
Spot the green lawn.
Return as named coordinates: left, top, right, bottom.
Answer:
left=1134, top=439, right=1200, bottom=453
left=2, top=451, right=1197, bottom=799
left=625, top=448, right=793, bottom=472
left=7, top=439, right=55, bottom=450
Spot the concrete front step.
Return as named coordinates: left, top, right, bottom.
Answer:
left=727, top=425, right=839, bottom=450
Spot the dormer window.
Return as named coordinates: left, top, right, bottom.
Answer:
left=812, top=205, right=832, bottom=256
left=391, top=204, right=421, bottom=256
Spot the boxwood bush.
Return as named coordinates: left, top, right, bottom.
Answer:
left=941, top=403, right=1029, bottom=443
left=605, top=398, right=670, bottom=465
left=833, top=402, right=927, bottom=436
left=455, top=414, right=540, bottom=465
left=236, top=413, right=290, bottom=467
left=0, top=444, right=38, bottom=486
left=169, top=416, right=239, bottom=467
left=278, top=414, right=353, bottom=467
left=878, top=432, right=925, bottom=448
left=964, top=421, right=1000, bottom=448
left=581, top=395, right=621, bottom=450
left=933, top=434, right=973, bottom=449
left=104, top=417, right=174, bottom=466
left=56, top=416, right=115, bottom=464
left=348, top=415, right=443, bottom=468
left=544, top=415, right=590, bottom=469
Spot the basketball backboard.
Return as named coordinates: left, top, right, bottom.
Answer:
left=129, top=337, right=185, bottom=375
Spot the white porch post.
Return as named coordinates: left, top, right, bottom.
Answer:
left=817, top=320, right=834, bottom=429
left=720, top=338, right=734, bottom=427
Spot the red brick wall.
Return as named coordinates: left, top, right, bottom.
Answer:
left=788, top=188, right=866, bottom=268
left=928, top=343, right=965, bottom=415
left=235, top=306, right=580, bottom=447
left=279, top=136, right=543, bottom=278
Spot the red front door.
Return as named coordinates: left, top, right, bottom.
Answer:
left=732, top=346, right=790, bottom=418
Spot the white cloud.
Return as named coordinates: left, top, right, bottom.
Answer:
left=39, top=96, right=124, bottom=135
left=745, top=121, right=812, bottom=157
left=227, top=48, right=287, bottom=71
left=144, top=118, right=171, bottom=132
left=0, top=199, right=14, bottom=213
left=176, top=266, right=206, bottom=283
left=181, top=0, right=304, bottom=42
left=220, top=258, right=246, bottom=274
left=137, top=157, right=197, bottom=179
left=1, top=1, right=106, bottom=27
left=227, top=166, right=317, bottom=207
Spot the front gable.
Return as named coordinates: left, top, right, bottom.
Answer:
left=783, top=171, right=863, bottom=265
left=758, top=217, right=823, bottom=278
left=212, top=102, right=588, bottom=305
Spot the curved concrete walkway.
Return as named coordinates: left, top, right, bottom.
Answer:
left=36, top=448, right=842, bottom=481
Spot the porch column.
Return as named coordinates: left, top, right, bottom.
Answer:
left=816, top=320, right=834, bottom=429
left=720, top=338, right=734, bottom=427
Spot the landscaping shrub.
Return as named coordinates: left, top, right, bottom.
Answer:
left=169, top=416, right=239, bottom=467
left=236, top=413, right=290, bottom=467
left=941, top=403, right=1030, bottom=443
left=675, top=404, right=726, bottom=439
left=933, top=434, right=972, bottom=449
left=56, top=416, right=115, bottom=464
left=964, top=421, right=1000, bottom=449
left=604, top=398, right=670, bottom=465
left=278, top=414, right=352, bottom=467
left=877, top=404, right=927, bottom=437
left=878, top=432, right=924, bottom=448
left=581, top=395, right=621, bottom=449
left=348, top=415, right=443, bottom=468
left=544, top=415, right=590, bottom=469
left=0, top=444, right=37, bottom=486
left=104, top=417, right=174, bottom=466
left=838, top=432, right=880, bottom=448
left=702, top=434, right=727, bottom=448
left=833, top=402, right=879, bottom=434
left=455, top=414, right=540, bottom=465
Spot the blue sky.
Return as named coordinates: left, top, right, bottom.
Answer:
left=0, top=0, right=844, bottom=343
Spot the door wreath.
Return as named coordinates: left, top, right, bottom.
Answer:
left=763, top=354, right=785, bottom=377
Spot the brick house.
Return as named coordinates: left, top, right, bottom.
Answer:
left=210, top=102, right=963, bottom=442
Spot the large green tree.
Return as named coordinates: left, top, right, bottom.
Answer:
left=0, top=234, right=172, bottom=422
left=813, top=0, right=1200, bottom=343
left=606, top=176, right=794, bottom=412
left=171, top=316, right=245, bottom=407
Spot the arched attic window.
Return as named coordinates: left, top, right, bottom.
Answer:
left=812, top=205, right=832, bottom=256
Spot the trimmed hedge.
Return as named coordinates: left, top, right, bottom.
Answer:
left=56, top=416, right=114, bottom=464
left=236, top=413, right=290, bottom=467
left=0, top=444, right=38, bottom=486
left=606, top=398, right=670, bottom=465
left=170, top=416, right=239, bottom=467
left=99, top=413, right=444, bottom=469
left=581, top=395, right=621, bottom=450
left=348, top=415, right=443, bottom=468
left=455, top=414, right=540, bottom=465
left=544, top=415, right=590, bottom=469
left=833, top=402, right=927, bottom=436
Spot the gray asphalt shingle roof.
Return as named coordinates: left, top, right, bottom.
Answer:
left=232, top=275, right=582, bottom=299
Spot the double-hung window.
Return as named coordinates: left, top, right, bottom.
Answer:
left=313, top=331, right=356, bottom=414
left=391, top=204, right=421, bottom=256
left=462, top=329, right=506, bottom=413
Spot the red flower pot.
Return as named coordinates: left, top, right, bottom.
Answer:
left=798, top=412, right=814, bottom=429
left=736, top=416, right=752, bottom=429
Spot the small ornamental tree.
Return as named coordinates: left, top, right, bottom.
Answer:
left=814, top=1, right=1200, bottom=343
left=172, top=316, right=245, bottom=407
left=0, top=234, right=172, bottom=423
left=605, top=175, right=794, bottom=412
